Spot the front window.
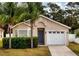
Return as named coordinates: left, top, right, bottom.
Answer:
left=15, top=29, right=27, bottom=37
left=18, top=30, right=27, bottom=37
left=57, top=31, right=60, bottom=34
left=61, top=31, right=64, bottom=34
left=49, top=31, right=52, bottom=34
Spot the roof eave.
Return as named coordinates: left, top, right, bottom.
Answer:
left=39, top=15, right=71, bottom=29
left=12, top=22, right=30, bottom=29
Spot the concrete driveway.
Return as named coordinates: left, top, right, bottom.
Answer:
left=48, top=46, right=77, bottom=56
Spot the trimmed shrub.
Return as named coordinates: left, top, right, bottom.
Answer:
left=2, top=37, right=38, bottom=49
left=3, top=38, right=9, bottom=48
left=33, top=37, right=38, bottom=47
left=76, top=32, right=79, bottom=37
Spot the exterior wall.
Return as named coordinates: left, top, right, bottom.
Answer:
left=13, top=23, right=30, bottom=37
left=33, top=17, right=69, bottom=45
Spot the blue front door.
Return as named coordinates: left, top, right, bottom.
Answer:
left=38, top=28, right=44, bottom=45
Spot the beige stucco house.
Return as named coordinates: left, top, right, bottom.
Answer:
left=12, top=15, right=71, bottom=45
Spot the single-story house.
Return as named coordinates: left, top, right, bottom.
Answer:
left=0, top=28, right=4, bottom=38
left=12, top=15, right=71, bottom=45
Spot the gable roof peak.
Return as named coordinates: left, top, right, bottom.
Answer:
left=39, top=15, right=71, bottom=29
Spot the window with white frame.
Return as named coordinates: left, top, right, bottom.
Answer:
left=15, top=29, right=27, bottom=37
left=15, top=29, right=31, bottom=37
left=19, top=30, right=27, bottom=37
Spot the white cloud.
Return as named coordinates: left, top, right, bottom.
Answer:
left=55, top=2, right=68, bottom=10
left=43, top=2, right=68, bottom=10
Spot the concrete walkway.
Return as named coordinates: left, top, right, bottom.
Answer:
left=48, top=46, right=77, bottom=56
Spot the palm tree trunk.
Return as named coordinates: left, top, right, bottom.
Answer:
left=9, top=25, right=11, bottom=48
left=31, top=23, right=33, bottom=48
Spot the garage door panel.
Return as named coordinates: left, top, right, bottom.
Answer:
left=56, top=32, right=65, bottom=44
left=47, top=31, right=65, bottom=45
left=53, top=33, right=57, bottom=44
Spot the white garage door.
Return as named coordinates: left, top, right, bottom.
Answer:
left=47, top=31, right=66, bottom=45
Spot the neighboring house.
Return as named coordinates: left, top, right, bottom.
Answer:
left=0, top=28, right=4, bottom=38
left=12, top=15, right=71, bottom=45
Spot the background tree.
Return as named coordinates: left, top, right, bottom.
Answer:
left=46, top=3, right=66, bottom=24
left=65, top=2, right=79, bottom=33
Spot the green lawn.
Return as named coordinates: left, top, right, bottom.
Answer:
left=0, top=39, right=51, bottom=56
left=68, top=42, right=79, bottom=56
left=0, top=46, right=51, bottom=56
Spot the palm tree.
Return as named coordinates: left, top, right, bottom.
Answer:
left=0, top=2, right=29, bottom=48
left=0, top=15, right=7, bottom=29
left=27, top=3, right=40, bottom=48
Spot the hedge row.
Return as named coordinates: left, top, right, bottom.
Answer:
left=2, top=37, right=38, bottom=49
left=76, top=32, right=79, bottom=37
